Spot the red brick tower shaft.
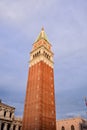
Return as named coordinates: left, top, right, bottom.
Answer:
left=22, top=28, right=56, bottom=130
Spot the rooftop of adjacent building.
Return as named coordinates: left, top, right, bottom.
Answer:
left=56, top=116, right=87, bottom=123
left=0, top=99, right=15, bottom=110
left=14, top=117, right=22, bottom=122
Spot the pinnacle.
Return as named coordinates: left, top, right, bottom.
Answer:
left=41, top=27, right=44, bottom=31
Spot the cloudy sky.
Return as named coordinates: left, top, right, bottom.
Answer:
left=0, top=0, right=87, bottom=120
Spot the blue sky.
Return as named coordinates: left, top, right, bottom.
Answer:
left=0, top=0, right=87, bottom=120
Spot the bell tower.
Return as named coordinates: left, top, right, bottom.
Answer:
left=22, top=28, right=56, bottom=130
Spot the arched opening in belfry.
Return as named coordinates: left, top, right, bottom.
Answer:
left=13, top=125, right=16, bottom=130
left=71, top=125, right=75, bottom=130
left=7, top=124, right=11, bottom=130
left=1, top=123, right=5, bottom=130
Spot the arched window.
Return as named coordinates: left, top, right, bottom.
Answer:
left=61, top=126, right=65, bottom=130
left=19, top=126, right=21, bottom=130
left=1, top=123, right=5, bottom=130
left=10, top=112, right=12, bottom=118
left=71, top=125, right=75, bottom=130
left=13, top=125, right=16, bottom=130
left=7, top=124, right=11, bottom=130
left=4, top=111, right=6, bottom=117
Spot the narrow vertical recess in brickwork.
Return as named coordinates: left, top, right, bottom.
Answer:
left=22, top=28, right=56, bottom=130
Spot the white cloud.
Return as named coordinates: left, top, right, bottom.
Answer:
left=0, top=0, right=54, bottom=24
left=65, top=110, right=86, bottom=118
left=0, top=1, right=25, bottom=23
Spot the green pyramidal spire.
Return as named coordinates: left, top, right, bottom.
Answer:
left=35, top=27, right=49, bottom=42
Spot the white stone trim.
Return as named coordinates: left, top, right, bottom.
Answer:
left=29, top=55, right=54, bottom=68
